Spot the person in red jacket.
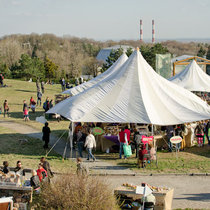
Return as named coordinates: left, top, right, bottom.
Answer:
left=37, top=163, right=48, bottom=182
left=124, top=126, right=131, bottom=143
left=119, top=128, right=128, bottom=159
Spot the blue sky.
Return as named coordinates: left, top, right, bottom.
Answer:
left=0, top=0, right=210, bottom=40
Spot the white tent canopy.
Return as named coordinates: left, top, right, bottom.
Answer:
left=169, top=60, right=210, bottom=92
left=48, top=50, right=210, bottom=125
left=62, top=53, right=128, bottom=95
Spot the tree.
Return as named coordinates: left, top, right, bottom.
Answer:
left=102, top=48, right=124, bottom=72
left=206, top=45, right=210, bottom=75
left=141, top=43, right=169, bottom=70
left=0, top=63, right=11, bottom=78
left=206, top=45, right=210, bottom=60
left=44, top=56, right=58, bottom=80
left=126, top=47, right=133, bottom=57
left=18, top=54, right=45, bottom=79
left=197, top=46, right=206, bottom=58
left=84, top=57, right=103, bottom=77
left=32, top=45, right=38, bottom=58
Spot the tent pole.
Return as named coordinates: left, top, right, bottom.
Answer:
left=69, top=122, right=74, bottom=159
left=151, top=124, right=154, bottom=136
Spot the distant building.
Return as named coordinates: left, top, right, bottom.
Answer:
left=96, top=45, right=134, bottom=63
left=171, top=55, right=193, bottom=63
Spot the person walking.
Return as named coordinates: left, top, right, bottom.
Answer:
left=42, top=122, right=51, bottom=149
left=41, top=81, right=45, bottom=94
left=84, top=128, right=96, bottom=161
left=37, top=91, right=42, bottom=106
left=3, top=100, right=9, bottom=117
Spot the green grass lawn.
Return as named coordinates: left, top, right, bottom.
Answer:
left=0, top=79, right=70, bottom=137
left=95, top=146, right=210, bottom=174
left=0, top=126, right=75, bottom=173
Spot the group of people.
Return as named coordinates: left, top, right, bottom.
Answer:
left=118, top=126, right=156, bottom=168
left=166, top=120, right=210, bottom=150
left=74, top=123, right=96, bottom=161
left=1, top=157, right=53, bottom=193
left=59, top=77, right=85, bottom=92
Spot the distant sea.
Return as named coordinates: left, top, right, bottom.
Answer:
left=144, top=38, right=210, bottom=43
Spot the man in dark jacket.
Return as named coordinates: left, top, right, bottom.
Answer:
left=40, top=157, right=54, bottom=179
left=42, top=122, right=51, bottom=149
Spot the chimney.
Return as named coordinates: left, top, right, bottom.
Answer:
left=152, top=19, right=155, bottom=43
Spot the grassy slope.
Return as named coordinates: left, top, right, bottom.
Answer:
left=0, top=126, right=75, bottom=173
left=0, top=79, right=70, bottom=136
left=0, top=79, right=75, bottom=172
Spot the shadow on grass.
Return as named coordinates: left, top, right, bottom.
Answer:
left=174, top=193, right=210, bottom=202
left=0, top=132, right=61, bottom=158
left=182, top=146, right=210, bottom=159
left=9, top=111, right=45, bottom=120
left=15, top=89, right=36, bottom=93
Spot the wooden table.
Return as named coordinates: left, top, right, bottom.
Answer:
left=0, top=184, right=32, bottom=203
left=114, top=186, right=174, bottom=210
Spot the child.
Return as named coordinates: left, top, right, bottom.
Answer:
left=77, top=157, right=89, bottom=176
left=23, top=108, right=30, bottom=121
left=138, top=144, right=148, bottom=168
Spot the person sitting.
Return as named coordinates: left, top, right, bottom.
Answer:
left=37, top=163, right=48, bottom=182
left=138, top=145, right=148, bottom=168
left=14, top=161, right=25, bottom=176
left=30, top=170, right=40, bottom=193
left=2, top=161, right=10, bottom=174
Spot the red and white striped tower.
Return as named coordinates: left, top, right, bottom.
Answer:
left=152, top=19, right=155, bottom=43
left=140, top=19, right=143, bottom=42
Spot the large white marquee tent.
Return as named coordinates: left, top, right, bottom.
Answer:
left=62, top=53, right=128, bottom=95
left=169, top=60, right=210, bottom=92
left=48, top=50, right=210, bottom=125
